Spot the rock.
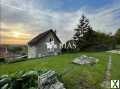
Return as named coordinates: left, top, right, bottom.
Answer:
left=49, top=82, right=66, bottom=89
left=38, top=70, right=65, bottom=89
left=107, top=50, right=120, bottom=54
left=72, top=55, right=99, bottom=65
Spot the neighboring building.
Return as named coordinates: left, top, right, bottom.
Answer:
left=0, top=45, right=28, bottom=63
left=0, top=46, right=8, bottom=58
left=28, top=29, right=61, bottom=58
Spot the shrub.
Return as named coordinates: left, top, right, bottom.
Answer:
left=0, top=57, right=5, bottom=63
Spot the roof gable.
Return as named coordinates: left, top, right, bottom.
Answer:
left=28, top=29, right=61, bottom=46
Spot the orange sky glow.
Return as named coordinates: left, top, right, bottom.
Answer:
left=0, top=23, right=33, bottom=45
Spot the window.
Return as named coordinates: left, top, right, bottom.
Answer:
left=49, top=38, right=53, bottom=42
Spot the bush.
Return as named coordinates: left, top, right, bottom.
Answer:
left=0, top=57, right=5, bottom=63
left=0, top=70, right=43, bottom=89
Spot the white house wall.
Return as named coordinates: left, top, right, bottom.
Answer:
left=37, top=32, right=61, bottom=57
left=28, top=45, right=37, bottom=58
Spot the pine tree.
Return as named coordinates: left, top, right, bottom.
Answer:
left=73, top=15, right=96, bottom=51
left=73, top=15, right=90, bottom=40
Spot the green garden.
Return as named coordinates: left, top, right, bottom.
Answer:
left=0, top=52, right=120, bottom=89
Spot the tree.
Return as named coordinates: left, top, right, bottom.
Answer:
left=115, top=28, right=120, bottom=44
left=7, top=46, right=24, bottom=54
left=73, top=15, right=90, bottom=40
left=73, top=15, right=96, bottom=50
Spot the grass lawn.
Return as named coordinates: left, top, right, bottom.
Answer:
left=116, top=45, right=120, bottom=49
left=0, top=52, right=120, bottom=89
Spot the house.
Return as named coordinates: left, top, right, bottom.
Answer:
left=0, top=46, right=8, bottom=58
left=28, top=29, right=61, bottom=58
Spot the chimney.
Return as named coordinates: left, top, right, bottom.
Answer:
left=54, top=29, right=56, bottom=34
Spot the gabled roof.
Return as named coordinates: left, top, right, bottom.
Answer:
left=28, top=29, right=61, bottom=46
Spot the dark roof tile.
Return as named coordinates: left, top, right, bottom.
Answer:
left=28, top=29, right=61, bottom=46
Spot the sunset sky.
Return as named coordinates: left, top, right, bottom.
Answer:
left=0, top=0, right=120, bottom=45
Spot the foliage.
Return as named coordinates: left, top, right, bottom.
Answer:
left=73, top=15, right=91, bottom=39
left=7, top=46, right=22, bottom=53
left=72, top=15, right=114, bottom=51
left=115, top=28, right=120, bottom=44
left=73, top=15, right=94, bottom=51
left=0, top=70, right=46, bottom=89
left=116, top=45, right=120, bottom=49
left=95, top=32, right=114, bottom=46
left=7, top=45, right=27, bottom=54
left=0, top=57, right=5, bottom=62
left=82, top=29, right=97, bottom=49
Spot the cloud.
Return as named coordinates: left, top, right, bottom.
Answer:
left=89, top=4, right=120, bottom=34
left=0, top=0, right=120, bottom=44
